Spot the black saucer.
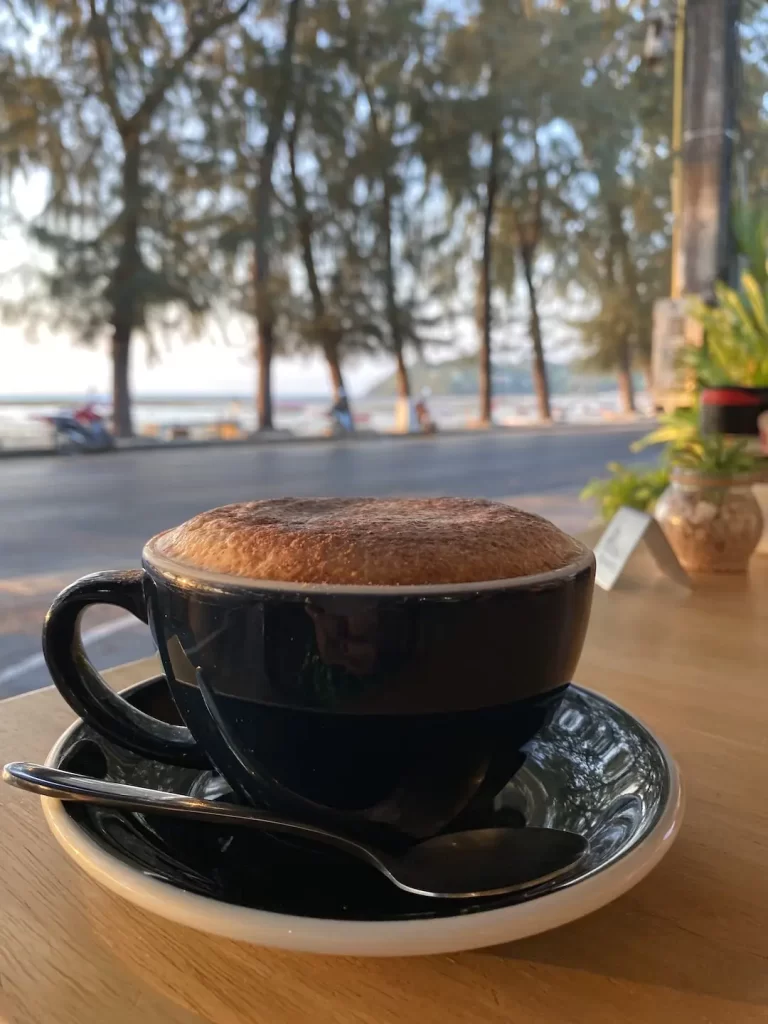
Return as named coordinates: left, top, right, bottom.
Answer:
left=52, top=676, right=671, bottom=922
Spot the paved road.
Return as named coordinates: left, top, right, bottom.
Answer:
left=0, top=425, right=649, bottom=699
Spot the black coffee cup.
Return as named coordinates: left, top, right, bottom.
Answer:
left=43, top=535, right=595, bottom=842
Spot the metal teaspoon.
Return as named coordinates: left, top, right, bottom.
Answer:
left=3, top=761, right=588, bottom=899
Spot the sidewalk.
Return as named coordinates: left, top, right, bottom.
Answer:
left=0, top=420, right=649, bottom=460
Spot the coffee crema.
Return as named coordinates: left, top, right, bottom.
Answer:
left=150, top=497, right=582, bottom=587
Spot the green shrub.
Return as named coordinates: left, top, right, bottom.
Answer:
left=630, top=405, right=699, bottom=454
left=688, top=275, right=768, bottom=387
left=685, top=203, right=768, bottom=387
left=580, top=463, right=670, bottom=523
left=668, top=433, right=758, bottom=475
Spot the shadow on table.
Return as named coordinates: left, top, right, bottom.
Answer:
left=81, top=846, right=768, bottom=1024
left=487, top=854, right=768, bottom=1008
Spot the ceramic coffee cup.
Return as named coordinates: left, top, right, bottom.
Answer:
left=43, top=508, right=595, bottom=843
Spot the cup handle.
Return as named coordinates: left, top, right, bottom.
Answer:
left=43, top=569, right=206, bottom=766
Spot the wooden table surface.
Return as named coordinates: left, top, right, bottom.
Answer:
left=1, top=549, right=768, bottom=1023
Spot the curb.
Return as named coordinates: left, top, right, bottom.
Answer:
left=0, top=420, right=650, bottom=461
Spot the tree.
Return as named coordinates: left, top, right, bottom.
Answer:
left=339, top=0, right=455, bottom=403
left=287, top=112, right=346, bottom=400
left=508, top=135, right=553, bottom=423
left=735, top=3, right=768, bottom=203
left=550, top=0, right=672, bottom=409
left=427, top=0, right=562, bottom=424
left=249, top=0, right=302, bottom=430
left=279, top=12, right=372, bottom=406
left=7, top=0, right=756, bottom=430
left=2, top=0, right=253, bottom=436
left=477, top=129, right=500, bottom=424
left=434, top=3, right=507, bottom=425
left=341, top=0, right=411, bottom=400
left=195, top=0, right=301, bottom=430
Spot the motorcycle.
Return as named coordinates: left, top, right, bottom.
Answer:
left=43, top=404, right=114, bottom=453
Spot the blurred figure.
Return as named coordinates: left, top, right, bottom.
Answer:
left=44, top=398, right=114, bottom=452
left=414, top=387, right=437, bottom=434
left=328, top=387, right=355, bottom=436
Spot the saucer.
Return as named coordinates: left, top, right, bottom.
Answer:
left=42, top=676, right=683, bottom=956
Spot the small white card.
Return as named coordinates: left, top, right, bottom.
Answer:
left=594, top=507, right=691, bottom=591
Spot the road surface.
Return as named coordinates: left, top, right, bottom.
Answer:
left=0, top=425, right=649, bottom=699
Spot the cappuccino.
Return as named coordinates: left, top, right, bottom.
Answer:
left=151, top=497, right=581, bottom=586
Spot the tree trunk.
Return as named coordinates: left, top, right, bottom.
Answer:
left=616, top=328, right=636, bottom=414
left=618, top=345, right=638, bottom=412
left=380, top=167, right=406, bottom=388
left=395, top=349, right=410, bottom=400
left=478, top=129, right=499, bottom=427
left=521, top=243, right=551, bottom=422
left=325, top=344, right=345, bottom=401
left=288, top=117, right=349, bottom=411
left=616, top=361, right=636, bottom=415
left=110, top=134, right=141, bottom=439
left=111, top=325, right=133, bottom=438
left=363, top=78, right=408, bottom=396
left=615, top=330, right=636, bottom=414
left=608, top=201, right=638, bottom=412
left=252, top=0, right=302, bottom=430
left=288, top=118, right=323, bottom=321
left=257, top=318, right=274, bottom=429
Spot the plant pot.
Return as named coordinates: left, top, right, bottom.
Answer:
left=753, top=481, right=768, bottom=555
left=655, top=468, right=763, bottom=573
left=700, top=387, right=768, bottom=437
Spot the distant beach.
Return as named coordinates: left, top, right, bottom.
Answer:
left=0, top=391, right=652, bottom=449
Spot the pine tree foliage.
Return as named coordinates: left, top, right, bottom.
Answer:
left=2, top=0, right=768, bottom=427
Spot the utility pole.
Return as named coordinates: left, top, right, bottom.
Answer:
left=651, top=0, right=741, bottom=408
left=674, top=0, right=741, bottom=298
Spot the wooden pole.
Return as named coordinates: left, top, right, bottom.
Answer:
left=677, top=0, right=741, bottom=298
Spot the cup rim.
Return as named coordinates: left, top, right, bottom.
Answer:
left=142, top=535, right=595, bottom=598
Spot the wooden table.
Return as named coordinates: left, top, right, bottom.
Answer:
left=2, top=551, right=768, bottom=1023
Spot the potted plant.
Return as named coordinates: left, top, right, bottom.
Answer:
left=630, top=404, right=699, bottom=452
left=654, top=433, right=763, bottom=573
left=580, top=463, right=670, bottom=524
left=687, top=205, right=768, bottom=438
left=688, top=280, right=768, bottom=436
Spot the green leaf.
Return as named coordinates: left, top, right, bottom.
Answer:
left=631, top=406, right=698, bottom=453
left=581, top=462, right=670, bottom=524
left=741, top=271, right=768, bottom=337
left=668, top=433, right=758, bottom=475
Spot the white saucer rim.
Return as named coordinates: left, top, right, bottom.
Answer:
left=42, top=684, right=684, bottom=957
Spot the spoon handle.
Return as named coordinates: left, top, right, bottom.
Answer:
left=2, top=761, right=379, bottom=866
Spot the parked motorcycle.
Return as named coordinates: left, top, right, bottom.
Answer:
left=43, top=403, right=114, bottom=453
